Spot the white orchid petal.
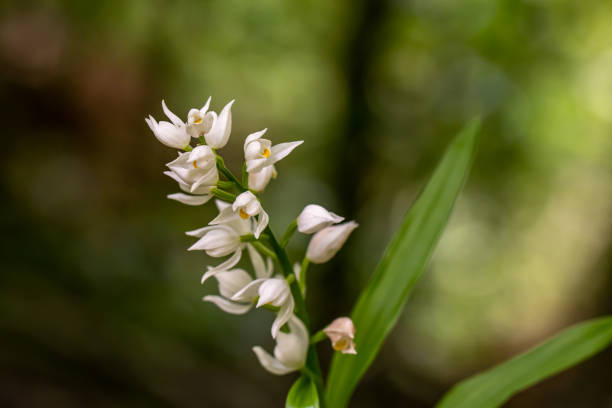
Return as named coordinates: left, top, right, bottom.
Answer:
left=254, top=210, right=269, bottom=239
left=243, top=129, right=267, bottom=151
left=203, top=296, right=253, bottom=315
left=209, top=206, right=237, bottom=225
left=297, top=204, right=345, bottom=234
left=271, top=296, right=294, bottom=339
left=306, top=221, right=358, bottom=264
left=256, top=279, right=289, bottom=308
left=185, top=225, right=217, bottom=237
left=231, top=278, right=266, bottom=302
left=252, top=346, right=295, bottom=375
left=246, top=158, right=268, bottom=173
left=247, top=244, right=270, bottom=279
left=161, top=100, right=184, bottom=127
left=248, top=165, right=276, bottom=192
left=269, top=141, right=303, bottom=164
left=201, top=96, right=211, bottom=113
left=206, top=248, right=243, bottom=274
left=205, top=99, right=234, bottom=148
left=167, top=193, right=212, bottom=206
left=215, top=269, right=253, bottom=298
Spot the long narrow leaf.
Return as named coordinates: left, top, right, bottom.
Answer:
left=286, top=375, right=319, bottom=408
left=326, top=119, right=480, bottom=408
left=436, top=316, right=612, bottom=408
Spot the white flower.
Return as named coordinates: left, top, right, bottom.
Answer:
left=202, top=245, right=273, bottom=314
left=186, top=200, right=253, bottom=275
left=248, top=165, right=277, bottom=193
left=244, top=128, right=303, bottom=177
left=210, top=191, right=269, bottom=239
left=231, top=276, right=295, bottom=338
left=297, top=204, right=344, bottom=234
left=206, top=100, right=234, bottom=149
left=323, top=317, right=357, bottom=355
left=306, top=221, right=359, bottom=264
left=145, top=100, right=190, bottom=149
left=164, top=145, right=218, bottom=206
left=186, top=96, right=214, bottom=138
left=252, top=315, right=308, bottom=375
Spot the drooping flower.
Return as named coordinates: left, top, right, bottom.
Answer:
left=323, top=317, right=357, bottom=355
left=202, top=245, right=273, bottom=314
left=145, top=100, right=190, bottom=149
left=210, top=191, right=269, bottom=238
left=186, top=200, right=253, bottom=275
left=231, top=276, right=295, bottom=338
left=164, top=145, right=218, bottom=205
left=306, top=221, right=358, bottom=264
left=252, top=315, right=308, bottom=375
left=243, top=129, right=303, bottom=191
left=248, top=165, right=277, bottom=193
left=297, top=204, right=344, bottom=234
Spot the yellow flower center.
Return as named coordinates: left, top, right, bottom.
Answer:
left=333, top=338, right=348, bottom=351
left=194, top=117, right=203, bottom=124
left=239, top=209, right=250, bottom=219
left=192, top=161, right=198, bottom=169
left=262, top=148, right=271, bottom=158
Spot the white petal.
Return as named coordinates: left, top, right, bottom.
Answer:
left=247, top=244, right=272, bottom=279
left=274, top=315, right=308, bottom=369
left=244, top=129, right=267, bottom=151
left=185, top=225, right=217, bottom=237
left=200, top=96, right=211, bottom=113
left=203, top=296, right=253, bottom=315
left=252, top=346, right=295, bottom=375
left=231, top=278, right=266, bottom=303
left=162, top=100, right=184, bottom=127
left=215, top=268, right=253, bottom=298
left=256, top=279, right=289, bottom=308
left=248, top=165, right=276, bottom=192
left=205, top=99, right=234, bottom=149
left=271, top=296, right=294, bottom=339
left=206, top=248, right=243, bottom=275
left=188, top=228, right=239, bottom=255
left=297, top=204, right=345, bottom=234
left=190, top=166, right=219, bottom=192
left=163, top=170, right=191, bottom=193
left=269, top=141, right=303, bottom=164
left=306, top=221, right=359, bottom=264
left=245, top=157, right=268, bottom=173
left=167, top=193, right=212, bottom=206
left=209, top=206, right=237, bottom=225
left=233, top=191, right=257, bottom=211
left=254, top=210, right=269, bottom=239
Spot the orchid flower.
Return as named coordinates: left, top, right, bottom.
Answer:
left=306, top=221, right=359, bottom=264
left=244, top=129, right=303, bottom=191
left=164, top=145, right=218, bottom=205
left=186, top=201, right=253, bottom=276
left=252, top=315, right=308, bottom=375
left=202, top=245, right=274, bottom=314
left=231, top=275, right=295, bottom=338
left=190, top=99, right=233, bottom=149
left=297, top=204, right=345, bottom=234
left=324, top=317, right=357, bottom=355
left=210, top=191, right=269, bottom=238
left=145, top=100, right=190, bottom=149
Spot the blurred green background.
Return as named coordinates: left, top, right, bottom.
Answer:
left=1, top=0, right=612, bottom=406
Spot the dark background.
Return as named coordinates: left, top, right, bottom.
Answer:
left=1, top=0, right=611, bottom=406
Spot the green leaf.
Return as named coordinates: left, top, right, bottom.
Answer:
left=326, top=119, right=481, bottom=408
left=436, top=316, right=612, bottom=408
left=286, top=375, right=320, bottom=408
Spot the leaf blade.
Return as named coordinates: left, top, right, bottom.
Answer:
left=286, top=375, right=320, bottom=408
left=325, top=119, right=481, bottom=408
left=436, top=316, right=612, bottom=408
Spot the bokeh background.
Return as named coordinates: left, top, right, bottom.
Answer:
left=2, top=0, right=612, bottom=406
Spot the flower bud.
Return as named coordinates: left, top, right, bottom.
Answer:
left=306, top=221, right=358, bottom=263
left=323, top=317, right=356, bottom=355
left=297, top=204, right=344, bottom=234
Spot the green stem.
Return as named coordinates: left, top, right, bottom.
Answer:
left=310, top=329, right=327, bottom=345
left=298, top=257, right=310, bottom=296
left=265, top=226, right=326, bottom=406
left=280, top=219, right=298, bottom=248
left=211, top=187, right=236, bottom=202
left=251, top=241, right=277, bottom=261
left=215, top=155, right=245, bottom=191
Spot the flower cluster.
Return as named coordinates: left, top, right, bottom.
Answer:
left=147, top=98, right=358, bottom=375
